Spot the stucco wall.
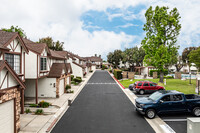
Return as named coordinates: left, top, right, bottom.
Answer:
left=71, top=63, right=83, bottom=78
left=25, top=78, right=57, bottom=98
left=25, top=51, right=37, bottom=79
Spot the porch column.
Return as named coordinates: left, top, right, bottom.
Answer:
left=35, top=79, right=38, bottom=104
left=20, top=88, right=24, bottom=114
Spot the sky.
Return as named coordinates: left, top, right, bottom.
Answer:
left=0, top=0, right=200, bottom=60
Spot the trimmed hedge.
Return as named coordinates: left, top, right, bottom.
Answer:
left=164, top=76, right=174, bottom=79
left=114, top=69, right=122, bottom=79
left=102, top=64, right=108, bottom=70
left=73, top=78, right=82, bottom=83
left=149, top=69, right=168, bottom=77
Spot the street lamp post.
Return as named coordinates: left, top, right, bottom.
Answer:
left=189, top=72, right=191, bottom=85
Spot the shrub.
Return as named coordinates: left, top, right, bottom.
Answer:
left=102, top=64, right=108, bottom=70
left=30, top=104, right=38, bottom=107
left=76, top=76, right=82, bottom=80
left=71, top=75, right=74, bottom=81
left=89, top=70, right=93, bottom=73
left=65, top=85, right=71, bottom=91
left=38, top=101, right=50, bottom=108
left=164, top=76, right=174, bottom=79
left=73, top=78, right=82, bottom=83
left=67, top=90, right=74, bottom=93
left=149, top=69, right=168, bottom=77
left=25, top=108, right=31, bottom=114
left=109, top=69, right=112, bottom=73
left=114, top=69, right=122, bottom=80
left=35, top=109, right=43, bottom=115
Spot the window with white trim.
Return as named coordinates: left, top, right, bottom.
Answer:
left=5, top=53, right=20, bottom=74
left=40, top=57, right=47, bottom=71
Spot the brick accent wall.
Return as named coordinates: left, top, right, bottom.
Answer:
left=0, top=87, right=21, bottom=132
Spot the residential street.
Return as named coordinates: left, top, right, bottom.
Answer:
left=51, top=70, right=154, bottom=133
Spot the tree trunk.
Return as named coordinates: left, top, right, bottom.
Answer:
left=159, top=71, right=164, bottom=83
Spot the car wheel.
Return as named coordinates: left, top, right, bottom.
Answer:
left=146, top=109, right=156, bottom=119
left=139, top=90, right=145, bottom=95
left=193, top=107, right=200, bottom=116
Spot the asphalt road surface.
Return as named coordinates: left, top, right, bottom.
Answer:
left=51, top=70, right=154, bottom=133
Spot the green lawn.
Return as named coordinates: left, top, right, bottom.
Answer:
left=119, top=79, right=197, bottom=94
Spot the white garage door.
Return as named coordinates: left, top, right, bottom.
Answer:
left=59, top=79, right=64, bottom=96
left=0, top=100, right=14, bottom=133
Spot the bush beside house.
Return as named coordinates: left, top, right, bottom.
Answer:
left=114, top=69, right=122, bottom=79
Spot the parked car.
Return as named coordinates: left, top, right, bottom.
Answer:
left=130, top=81, right=163, bottom=95
left=129, top=81, right=157, bottom=91
left=135, top=90, right=200, bottom=119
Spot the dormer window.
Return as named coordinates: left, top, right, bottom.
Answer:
left=5, top=53, right=20, bottom=74
left=40, top=57, right=47, bottom=71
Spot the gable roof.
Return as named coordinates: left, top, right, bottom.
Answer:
left=48, top=63, right=72, bottom=78
left=67, top=51, right=85, bottom=61
left=0, top=30, right=29, bottom=53
left=25, top=43, right=48, bottom=55
left=0, top=60, right=26, bottom=89
left=85, top=56, right=102, bottom=62
left=73, top=62, right=86, bottom=69
left=49, top=50, right=66, bottom=60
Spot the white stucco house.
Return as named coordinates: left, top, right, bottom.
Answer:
left=23, top=39, right=72, bottom=103
left=0, top=30, right=29, bottom=132
left=85, top=54, right=103, bottom=70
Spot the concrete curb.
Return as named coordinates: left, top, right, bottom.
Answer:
left=107, top=71, right=174, bottom=133
left=44, top=71, right=95, bottom=132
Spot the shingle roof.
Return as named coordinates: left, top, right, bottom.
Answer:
left=22, top=38, right=35, bottom=44
left=0, top=30, right=29, bottom=53
left=85, top=56, right=102, bottom=62
left=0, top=30, right=18, bottom=46
left=73, top=62, right=86, bottom=69
left=49, top=50, right=66, bottom=59
left=25, top=43, right=47, bottom=54
left=67, top=51, right=85, bottom=60
left=48, top=63, right=72, bottom=78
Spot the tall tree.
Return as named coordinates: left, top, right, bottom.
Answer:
left=174, top=56, right=185, bottom=72
left=188, top=47, right=200, bottom=71
left=2, top=25, right=26, bottom=37
left=107, top=50, right=123, bottom=68
left=182, top=47, right=198, bottom=63
left=38, top=37, right=64, bottom=51
left=141, top=6, right=181, bottom=82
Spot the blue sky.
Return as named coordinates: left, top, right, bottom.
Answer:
left=0, top=0, right=200, bottom=60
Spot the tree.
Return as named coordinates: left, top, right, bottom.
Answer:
left=122, top=47, right=145, bottom=71
left=182, top=47, right=198, bottom=63
left=141, top=6, right=181, bottom=82
left=188, top=47, right=200, bottom=71
left=38, top=37, right=64, bottom=51
left=174, top=56, right=185, bottom=72
left=107, top=50, right=123, bottom=68
left=2, top=25, right=26, bottom=37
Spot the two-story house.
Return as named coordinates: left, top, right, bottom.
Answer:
left=23, top=39, right=72, bottom=103
left=0, top=30, right=29, bottom=133
left=85, top=54, right=103, bottom=71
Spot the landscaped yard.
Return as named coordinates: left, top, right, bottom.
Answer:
left=119, top=79, right=197, bottom=94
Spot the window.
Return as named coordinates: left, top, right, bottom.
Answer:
left=5, top=53, right=20, bottom=74
left=143, top=83, right=149, bottom=86
left=40, top=57, right=47, bottom=71
left=138, top=83, right=142, bottom=86
left=172, top=95, right=183, bottom=101
left=150, top=83, right=156, bottom=86
left=161, top=95, right=171, bottom=102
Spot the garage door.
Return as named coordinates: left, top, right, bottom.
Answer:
left=59, top=79, right=64, bottom=96
left=0, top=100, right=14, bottom=133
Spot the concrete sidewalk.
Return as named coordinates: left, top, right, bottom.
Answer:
left=19, top=71, right=95, bottom=133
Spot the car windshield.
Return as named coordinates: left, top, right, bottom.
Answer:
left=149, top=91, right=163, bottom=101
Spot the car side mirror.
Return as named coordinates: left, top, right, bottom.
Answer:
left=160, top=100, right=164, bottom=103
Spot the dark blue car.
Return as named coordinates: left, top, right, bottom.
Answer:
left=135, top=90, right=200, bottom=119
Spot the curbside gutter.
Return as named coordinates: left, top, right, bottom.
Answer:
left=45, top=71, right=96, bottom=133
left=107, top=71, right=175, bottom=133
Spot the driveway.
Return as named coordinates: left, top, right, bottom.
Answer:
left=51, top=70, right=154, bottom=133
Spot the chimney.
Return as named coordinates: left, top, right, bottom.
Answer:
left=95, top=54, right=97, bottom=57
left=99, top=55, right=101, bottom=58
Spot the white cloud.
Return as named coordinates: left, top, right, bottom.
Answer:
left=116, top=23, right=138, bottom=28
left=0, top=0, right=199, bottom=59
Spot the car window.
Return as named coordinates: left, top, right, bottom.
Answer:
left=143, top=83, right=149, bottom=86
left=172, top=94, right=183, bottom=101
left=138, top=83, right=142, bottom=86
left=150, top=83, right=156, bottom=86
left=161, top=95, right=171, bottom=102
